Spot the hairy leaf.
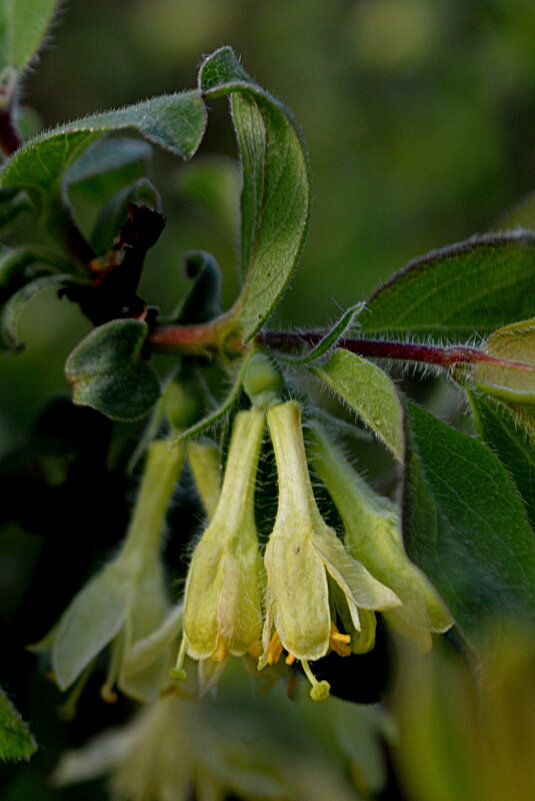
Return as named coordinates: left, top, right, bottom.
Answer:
left=403, top=402, right=535, bottom=640
left=0, top=0, right=57, bottom=73
left=280, top=302, right=365, bottom=365
left=310, top=349, right=404, bottom=462
left=362, top=232, right=535, bottom=339
left=65, top=319, right=161, bottom=422
left=469, top=391, right=535, bottom=531
left=199, top=47, right=311, bottom=340
left=0, top=91, right=206, bottom=239
left=0, top=686, right=37, bottom=762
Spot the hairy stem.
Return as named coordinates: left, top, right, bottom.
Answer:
left=258, top=330, right=535, bottom=372
left=148, top=323, right=535, bottom=374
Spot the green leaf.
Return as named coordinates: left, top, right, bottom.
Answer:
left=172, top=250, right=222, bottom=325
left=65, top=319, right=161, bottom=422
left=469, top=391, right=535, bottom=531
left=0, top=686, right=37, bottom=762
left=309, top=348, right=404, bottom=462
left=199, top=47, right=311, bottom=340
left=0, top=0, right=57, bottom=73
left=361, top=232, right=535, bottom=339
left=473, top=318, right=535, bottom=404
left=0, top=91, right=206, bottom=239
left=403, top=402, right=535, bottom=639
left=0, top=271, right=73, bottom=349
left=0, top=186, right=30, bottom=232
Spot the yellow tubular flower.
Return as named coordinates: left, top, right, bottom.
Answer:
left=307, top=425, right=453, bottom=652
left=179, top=409, right=265, bottom=670
left=263, top=401, right=400, bottom=699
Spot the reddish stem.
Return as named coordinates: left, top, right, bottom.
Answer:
left=148, top=323, right=534, bottom=373
left=258, top=330, right=535, bottom=372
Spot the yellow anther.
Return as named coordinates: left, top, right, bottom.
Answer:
left=267, top=631, right=284, bottom=665
left=285, top=653, right=296, bottom=665
left=100, top=685, right=118, bottom=704
left=329, top=625, right=352, bottom=657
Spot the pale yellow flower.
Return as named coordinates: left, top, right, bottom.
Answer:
left=263, top=401, right=400, bottom=699
left=175, top=409, right=265, bottom=677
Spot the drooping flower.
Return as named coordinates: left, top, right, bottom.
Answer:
left=262, top=401, right=400, bottom=699
left=32, top=439, right=185, bottom=703
left=174, top=408, right=265, bottom=677
left=307, top=424, right=453, bottom=651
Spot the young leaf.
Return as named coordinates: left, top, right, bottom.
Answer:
left=473, top=318, right=535, bottom=404
left=361, top=232, right=535, bottom=340
left=65, top=319, right=161, bottom=422
left=279, top=302, right=365, bottom=365
left=469, top=391, right=535, bottom=531
left=0, top=686, right=37, bottom=762
left=403, top=402, right=535, bottom=641
left=0, top=244, right=71, bottom=302
left=0, top=91, right=206, bottom=240
left=1, top=272, right=73, bottom=349
left=0, top=0, right=57, bottom=74
left=309, top=348, right=404, bottom=462
left=199, top=47, right=311, bottom=341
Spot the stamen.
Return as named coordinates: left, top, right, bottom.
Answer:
left=267, top=631, right=284, bottom=665
left=100, top=633, right=124, bottom=703
left=301, top=659, right=330, bottom=701
left=285, top=653, right=296, bottom=665
left=329, top=625, right=352, bottom=657
left=169, top=636, right=188, bottom=681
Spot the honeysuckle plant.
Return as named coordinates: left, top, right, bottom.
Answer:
left=1, top=2, right=535, bottom=800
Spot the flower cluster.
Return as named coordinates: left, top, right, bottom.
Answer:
left=175, top=399, right=452, bottom=700
left=38, top=392, right=452, bottom=705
